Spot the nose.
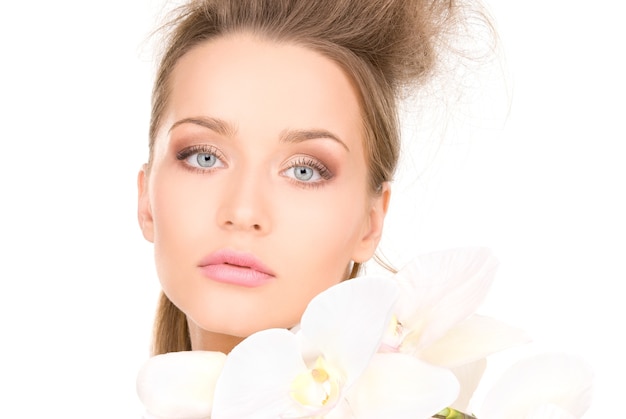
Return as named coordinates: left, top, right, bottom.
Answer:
left=216, top=170, right=271, bottom=234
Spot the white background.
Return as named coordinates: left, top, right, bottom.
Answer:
left=0, top=0, right=623, bottom=417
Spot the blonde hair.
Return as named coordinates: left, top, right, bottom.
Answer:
left=147, top=0, right=476, bottom=355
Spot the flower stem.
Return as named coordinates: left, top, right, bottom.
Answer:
left=433, top=407, right=478, bottom=419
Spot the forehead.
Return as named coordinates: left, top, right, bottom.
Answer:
left=162, top=33, right=363, bottom=143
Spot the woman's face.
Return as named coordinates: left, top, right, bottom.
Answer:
left=138, top=33, right=389, bottom=340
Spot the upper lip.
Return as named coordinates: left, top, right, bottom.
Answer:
left=198, top=249, right=275, bottom=276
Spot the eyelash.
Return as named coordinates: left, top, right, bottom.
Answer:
left=283, top=156, right=333, bottom=188
left=176, top=144, right=226, bottom=173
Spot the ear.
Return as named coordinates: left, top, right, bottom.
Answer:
left=351, top=182, right=391, bottom=263
left=137, top=164, right=155, bottom=243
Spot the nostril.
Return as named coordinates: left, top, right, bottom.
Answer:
left=220, top=217, right=264, bottom=232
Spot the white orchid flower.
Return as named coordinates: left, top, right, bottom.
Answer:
left=137, top=350, right=227, bottom=419
left=381, top=248, right=530, bottom=410
left=345, top=352, right=460, bottom=419
left=474, top=352, right=594, bottom=419
left=211, top=276, right=459, bottom=418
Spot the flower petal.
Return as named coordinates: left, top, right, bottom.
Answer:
left=419, top=314, right=530, bottom=367
left=449, top=358, right=486, bottom=412
left=136, top=351, right=226, bottom=419
left=476, top=353, right=593, bottom=419
left=526, top=403, right=578, bottom=419
left=300, top=276, right=399, bottom=385
left=211, top=329, right=306, bottom=419
left=346, top=353, right=459, bottom=419
left=393, top=247, right=498, bottom=351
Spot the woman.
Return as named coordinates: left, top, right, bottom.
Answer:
left=138, top=0, right=463, bottom=355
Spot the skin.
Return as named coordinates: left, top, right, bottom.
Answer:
left=138, top=33, right=390, bottom=353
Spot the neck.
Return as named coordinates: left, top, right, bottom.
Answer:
left=187, top=318, right=245, bottom=353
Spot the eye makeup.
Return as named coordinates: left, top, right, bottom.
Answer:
left=176, top=144, right=227, bottom=173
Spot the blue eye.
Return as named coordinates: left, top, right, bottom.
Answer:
left=283, top=157, right=332, bottom=185
left=293, top=166, right=315, bottom=181
left=176, top=145, right=225, bottom=171
left=195, top=152, right=219, bottom=168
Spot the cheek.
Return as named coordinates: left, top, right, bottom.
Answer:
left=151, top=173, right=214, bottom=236
left=149, top=175, right=213, bottom=285
left=276, top=184, right=369, bottom=269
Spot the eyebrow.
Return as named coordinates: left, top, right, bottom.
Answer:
left=169, top=116, right=349, bottom=151
left=280, top=129, right=350, bottom=152
left=168, top=116, right=236, bottom=137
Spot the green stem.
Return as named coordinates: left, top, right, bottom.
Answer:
left=433, top=407, right=478, bottom=419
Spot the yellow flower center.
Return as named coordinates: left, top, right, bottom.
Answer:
left=381, top=314, right=405, bottom=351
left=290, top=356, right=341, bottom=408
left=391, top=314, right=404, bottom=336
left=311, top=367, right=329, bottom=383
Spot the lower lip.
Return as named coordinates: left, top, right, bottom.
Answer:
left=199, top=264, right=274, bottom=287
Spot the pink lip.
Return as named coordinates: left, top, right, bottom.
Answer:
left=198, top=249, right=275, bottom=287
